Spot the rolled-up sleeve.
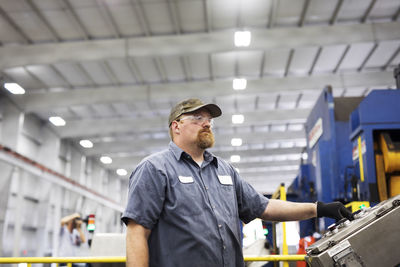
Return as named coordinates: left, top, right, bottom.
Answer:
left=121, top=160, right=167, bottom=229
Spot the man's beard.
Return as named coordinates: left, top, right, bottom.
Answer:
left=196, top=128, right=215, bottom=149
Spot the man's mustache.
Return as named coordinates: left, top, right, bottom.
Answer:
left=199, top=128, right=212, bottom=134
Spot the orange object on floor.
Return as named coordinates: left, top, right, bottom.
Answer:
left=297, top=236, right=316, bottom=267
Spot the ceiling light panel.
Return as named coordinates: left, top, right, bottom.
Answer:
left=116, top=168, right=128, bottom=176
left=3, top=67, right=42, bottom=91
left=49, top=116, right=66, bottom=126
left=234, top=31, right=251, bottom=47
left=230, top=155, right=241, bottom=163
left=232, top=114, right=245, bottom=124
left=100, top=156, right=112, bottom=164
left=233, top=78, right=247, bottom=90
left=4, top=83, right=25, bottom=94
left=231, top=138, right=243, bottom=146
left=79, top=140, right=93, bottom=148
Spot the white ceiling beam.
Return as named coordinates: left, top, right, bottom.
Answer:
left=85, top=139, right=304, bottom=157
left=16, top=71, right=394, bottom=112
left=53, top=110, right=307, bottom=138
left=1, top=22, right=399, bottom=70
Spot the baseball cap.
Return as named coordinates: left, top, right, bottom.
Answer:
left=168, top=98, right=222, bottom=126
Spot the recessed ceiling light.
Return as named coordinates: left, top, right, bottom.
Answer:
left=234, top=31, right=251, bottom=47
left=232, top=114, right=245, bottom=124
left=116, top=168, right=128, bottom=176
left=49, top=116, right=66, bottom=126
left=231, top=138, right=243, bottom=147
left=230, top=155, right=241, bottom=163
left=100, top=156, right=112, bottom=164
left=232, top=78, right=247, bottom=90
left=79, top=140, right=93, bottom=148
left=4, top=83, right=25, bottom=94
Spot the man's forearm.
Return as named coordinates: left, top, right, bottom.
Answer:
left=126, top=221, right=151, bottom=267
left=260, top=199, right=317, bottom=221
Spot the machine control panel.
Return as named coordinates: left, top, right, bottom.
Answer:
left=306, top=195, right=400, bottom=266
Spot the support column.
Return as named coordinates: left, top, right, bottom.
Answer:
left=0, top=162, right=14, bottom=256
left=12, top=168, right=25, bottom=257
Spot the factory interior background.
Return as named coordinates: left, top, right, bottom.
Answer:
left=0, top=0, right=399, bottom=264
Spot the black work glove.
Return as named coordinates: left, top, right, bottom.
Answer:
left=317, top=201, right=353, bottom=221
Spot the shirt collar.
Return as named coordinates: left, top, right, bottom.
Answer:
left=169, top=141, right=218, bottom=167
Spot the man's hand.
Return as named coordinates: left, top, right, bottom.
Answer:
left=317, top=201, right=353, bottom=221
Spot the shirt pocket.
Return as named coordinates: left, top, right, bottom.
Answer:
left=171, top=177, right=205, bottom=216
left=217, top=184, right=237, bottom=216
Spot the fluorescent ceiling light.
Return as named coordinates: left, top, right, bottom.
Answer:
left=79, top=140, right=93, bottom=148
left=234, top=31, right=251, bottom=47
left=232, top=78, right=247, bottom=90
left=4, top=83, right=25, bottom=94
left=100, top=156, right=112, bottom=164
left=230, top=155, right=241, bottom=163
left=231, top=138, right=243, bottom=147
left=116, top=168, right=128, bottom=176
left=49, top=116, right=66, bottom=126
left=232, top=114, right=245, bottom=124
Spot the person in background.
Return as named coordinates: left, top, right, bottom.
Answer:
left=58, top=213, right=87, bottom=267
left=122, top=98, right=353, bottom=267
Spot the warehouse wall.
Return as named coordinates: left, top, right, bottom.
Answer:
left=0, top=97, right=125, bottom=258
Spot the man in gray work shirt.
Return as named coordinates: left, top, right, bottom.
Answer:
left=121, top=98, right=352, bottom=267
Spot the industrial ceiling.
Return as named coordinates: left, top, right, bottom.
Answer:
left=0, top=0, right=399, bottom=194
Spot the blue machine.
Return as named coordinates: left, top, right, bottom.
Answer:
left=289, top=86, right=364, bottom=231
left=350, top=89, right=400, bottom=203
left=289, top=86, right=400, bottom=236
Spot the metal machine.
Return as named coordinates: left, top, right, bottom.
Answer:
left=289, top=85, right=400, bottom=236
left=349, top=89, right=400, bottom=204
left=288, top=86, right=365, bottom=231
left=305, top=194, right=400, bottom=267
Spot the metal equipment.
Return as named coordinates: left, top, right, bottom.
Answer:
left=350, top=90, right=400, bottom=203
left=288, top=86, right=364, bottom=231
left=305, top=194, right=400, bottom=267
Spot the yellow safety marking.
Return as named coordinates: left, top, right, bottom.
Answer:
left=358, top=136, right=365, bottom=182
left=244, top=255, right=306, bottom=261
left=280, top=184, right=289, bottom=267
left=0, top=255, right=306, bottom=264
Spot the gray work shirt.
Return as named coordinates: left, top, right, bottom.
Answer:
left=121, top=142, right=269, bottom=267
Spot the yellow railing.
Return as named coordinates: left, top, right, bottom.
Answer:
left=0, top=255, right=306, bottom=265
left=271, top=183, right=290, bottom=267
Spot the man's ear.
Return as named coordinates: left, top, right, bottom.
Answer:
left=171, top=121, right=180, bottom=135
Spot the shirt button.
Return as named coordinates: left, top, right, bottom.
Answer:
left=205, top=186, right=209, bottom=190
left=218, top=224, right=222, bottom=228
left=223, top=245, right=226, bottom=250
left=212, top=205, right=216, bottom=209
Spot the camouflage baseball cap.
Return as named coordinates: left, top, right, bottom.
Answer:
left=168, top=98, right=222, bottom=126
